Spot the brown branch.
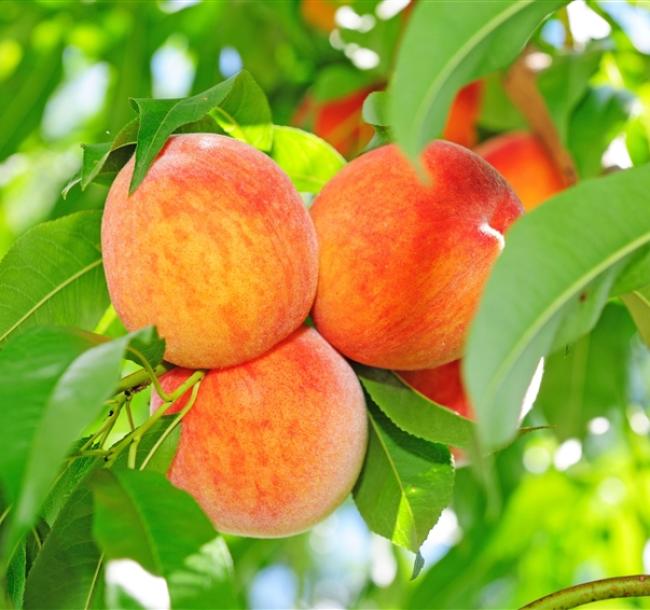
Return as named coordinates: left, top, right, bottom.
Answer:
left=503, top=52, right=577, bottom=188
left=520, top=574, right=650, bottom=610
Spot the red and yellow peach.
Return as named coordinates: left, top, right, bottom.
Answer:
left=151, top=326, right=368, bottom=538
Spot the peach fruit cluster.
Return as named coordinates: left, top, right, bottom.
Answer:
left=101, top=127, right=525, bottom=537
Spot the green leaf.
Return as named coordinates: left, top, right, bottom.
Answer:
left=356, top=367, right=475, bottom=448
left=24, top=488, right=104, bottom=610
left=82, top=119, right=139, bottom=188
left=313, top=64, right=377, bottom=102
left=478, top=72, right=526, bottom=132
left=208, top=71, right=273, bottom=151
left=269, top=126, right=345, bottom=193
left=6, top=539, right=26, bottom=609
left=41, top=448, right=98, bottom=526
left=465, top=164, right=650, bottom=449
left=388, top=0, right=565, bottom=160
left=569, top=86, right=633, bottom=179
left=130, top=71, right=272, bottom=192
left=622, top=285, right=650, bottom=346
left=536, top=303, right=636, bottom=440
left=537, top=45, right=605, bottom=144
left=0, top=211, right=109, bottom=346
left=362, top=91, right=389, bottom=127
left=0, top=326, right=162, bottom=571
left=105, top=582, right=146, bottom=610
left=90, top=469, right=239, bottom=609
left=112, top=415, right=180, bottom=474
left=353, top=404, right=454, bottom=553
left=611, top=247, right=650, bottom=296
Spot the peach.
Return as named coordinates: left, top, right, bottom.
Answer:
left=442, top=81, right=484, bottom=149
left=102, top=133, right=318, bottom=369
left=293, top=88, right=377, bottom=158
left=300, top=0, right=339, bottom=32
left=397, top=360, right=472, bottom=419
left=310, top=141, right=523, bottom=370
left=151, top=326, right=368, bottom=538
left=475, top=132, right=565, bottom=211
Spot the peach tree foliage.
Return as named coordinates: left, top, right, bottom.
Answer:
left=1, top=2, right=650, bottom=608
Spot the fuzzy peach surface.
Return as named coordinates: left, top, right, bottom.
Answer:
left=102, top=133, right=318, bottom=369
left=475, top=131, right=565, bottom=211
left=151, top=326, right=368, bottom=538
left=310, top=141, right=523, bottom=370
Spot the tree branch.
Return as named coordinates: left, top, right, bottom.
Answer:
left=520, top=574, right=650, bottom=610
left=503, top=51, right=578, bottom=188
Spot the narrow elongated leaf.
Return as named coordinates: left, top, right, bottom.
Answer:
left=0, top=326, right=162, bottom=569
left=209, top=71, right=273, bottom=151
left=622, top=285, right=650, bottom=345
left=130, top=70, right=272, bottom=192
left=41, top=449, right=98, bottom=526
left=389, top=0, right=565, bottom=159
left=568, top=86, right=632, bottom=179
left=270, top=126, right=345, bottom=193
left=536, top=303, right=635, bottom=439
left=357, top=367, right=474, bottom=448
left=612, top=247, right=650, bottom=296
left=0, top=211, right=109, bottom=346
left=353, top=405, right=454, bottom=553
left=82, top=119, right=139, bottom=188
left=90, top=470, right=239, bottom=609
left=24, top=488, right=104, bottom=610
left=466, top=165, right=650, bottom=449
left=6, top=539, right=26, bottom=609
left=537, top=45, right=604, bottom=144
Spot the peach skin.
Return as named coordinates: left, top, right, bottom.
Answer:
left=475, top=132, right=565, bottom=211
left=151, top=326, right=368, bottom=538
left=310, top=141, right=523, bottom=370
left=102, top=133, right=318, bottom=369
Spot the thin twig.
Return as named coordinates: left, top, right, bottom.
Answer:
left=139, top=379, right=202, bottom=470
left=111, top=370, right=205, bottom=468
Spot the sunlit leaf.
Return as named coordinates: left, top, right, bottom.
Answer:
left=466, top=165, right=650, bottom=449
left=0, top=326, right=162, bottom=570
left=389, top=0, right=565, bottom=160
left=90, top=469, right=240, bottom=609
left=270, top=126, right=345, bottom=193
left=536, top=303, right=636, bottom=439
left=130, top=71, right=272, bottom=192
left=23, top=488, right=104, bottom=610
left=353, top=404, right=454, bottom=553
left=622, top=284, right=650, bottom=346
left=0, top=211, right=109, bottom=346
left=357, top=367, right=474, bottom=448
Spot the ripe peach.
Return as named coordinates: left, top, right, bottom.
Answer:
left=397, top=360, right=472, bottom=419
left=310, top=141, right=523, bottom=370
left=102, top=134, right=318, bottom=369
left=293, top=88, right=377, bottom=158
left=300, top=0, right=339, bottom=32
left=475, top=132, right=565, bottom=211
left=151, top=326, right=368, bottom=538
left=442, top=81, right=484, bottom=149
